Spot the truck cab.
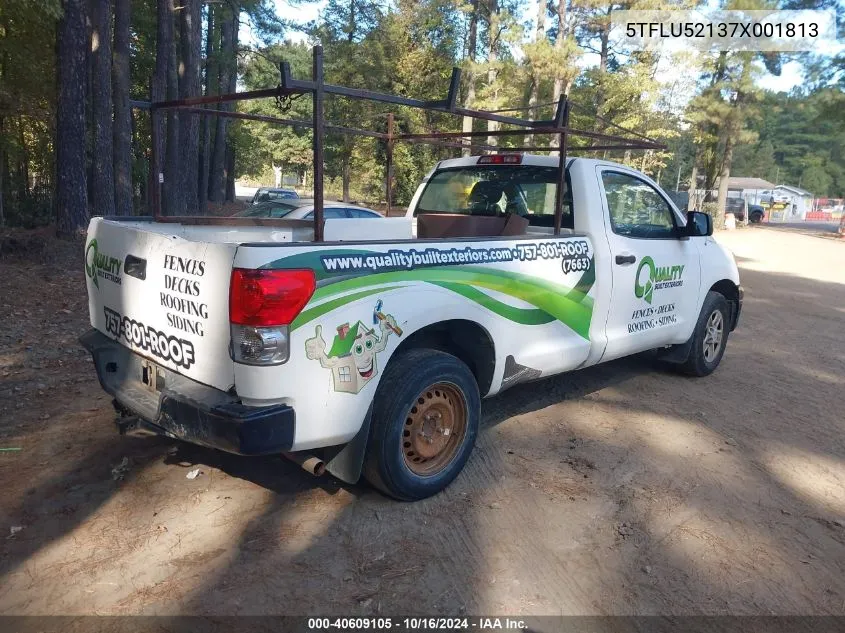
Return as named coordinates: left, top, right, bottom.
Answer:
left=406, top=154, right=740, bottom=365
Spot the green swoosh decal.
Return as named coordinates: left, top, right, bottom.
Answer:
left=300, top=268, right=591, bottom=338
left=268, top=249, right=595, bottom=338
left=428, top=281, right=555, bottom=326
left=291, top=286, right=402, bottom=331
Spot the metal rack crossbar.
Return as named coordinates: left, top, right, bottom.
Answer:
left=136, top=45, right=665, bottom=240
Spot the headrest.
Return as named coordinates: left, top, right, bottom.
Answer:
left=468, top=181, right=504, bottom=208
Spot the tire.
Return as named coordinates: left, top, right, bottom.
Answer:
left=363, top=348, right=480, bottom=501
left=750, top=211, right=763, bottom=224
left=678, top=291, right=730, bottom=377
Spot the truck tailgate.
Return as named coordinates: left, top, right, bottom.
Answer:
left=85, top=218, right=236, bottom=392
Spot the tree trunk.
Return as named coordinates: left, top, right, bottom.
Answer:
left=549, top=0, right=568, bottom=150
left=90, top=0, right=115, bottom=217
left=209, top=6, right=235, bottom=202
left=461, top=0, right=478, bottom=157
left=164, top=3, right=181, bottom=215
left=56, top=0, right=90, bottom=236
left=198, top=4, right=216, bottom=213
left=113, top=0, right=132, bottom=216
left=715, top=136, right=734, bottom=230
left=687, top=156, right=698, bottom=209
left=486, top=0, right=499, bottom=147
left=0, top=117, right=5, bottom=227
left=461, top=80, right=476, bottom=157
left=524, top=0, right=545, bottom=146
left=225, top=144, right=236, bottom=202
left=18, top=119, right=29, bottom=201
left=152, top=0, right=172, bottom=213
left=342, top=153, right=351, bottom=202
left=179, top=0, right=202, bottom=214
left=594, top=7, right=611, bottom=125
left=224, top=11, right=238, bottom=202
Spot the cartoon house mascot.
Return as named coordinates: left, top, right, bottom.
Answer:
left=305, top=300, right=402, bottom=394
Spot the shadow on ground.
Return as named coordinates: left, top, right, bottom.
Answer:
left=1, top=246, right=844, bottom=616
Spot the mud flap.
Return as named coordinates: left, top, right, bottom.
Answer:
left=658, top=335, right=694, bottom=364
left=322, top=403, right=374, bottom=484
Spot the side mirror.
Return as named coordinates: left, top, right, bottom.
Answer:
left=686, top=211, right=713, bottom=237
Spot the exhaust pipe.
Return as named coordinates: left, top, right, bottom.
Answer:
left=115, top=415, right=164, bottom=438
left=282, top=452, right=326, bottom=477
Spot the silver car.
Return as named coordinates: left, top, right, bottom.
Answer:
left=235, top=199, right=384, bottom=220
left=250, top=187, right=300, bottom=204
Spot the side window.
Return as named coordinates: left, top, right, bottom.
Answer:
left=348, top=208, right=380, bottom=218
left=304, top=208, right=347, bottom=220
left=602, top=171, right=677, bottom=239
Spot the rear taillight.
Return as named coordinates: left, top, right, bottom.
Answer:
left=230, top=269, right=315, bottom=326
left=229, top=269, right=315, bottom=366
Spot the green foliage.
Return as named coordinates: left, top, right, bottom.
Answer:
left=730, top=89, right=845, bottom=196
left=235, top=42, right=314, bottom=184
left=1, top=0, right=843, bottom=226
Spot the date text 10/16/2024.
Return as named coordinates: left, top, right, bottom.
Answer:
left=307, top=617, right=528, bottom=631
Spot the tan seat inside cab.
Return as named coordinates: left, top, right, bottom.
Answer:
left=416, top=181, right=529, bottom=239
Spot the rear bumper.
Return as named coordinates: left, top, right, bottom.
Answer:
left=80, top=329, right=295, bottom=455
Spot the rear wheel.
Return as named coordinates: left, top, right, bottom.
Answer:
left=363, top=348, right=480, bottom=500
left=750, top=211, right=764, bottom=224
left=677, top=291, right=730, bottom=377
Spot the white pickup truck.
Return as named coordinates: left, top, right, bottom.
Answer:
left=81, top=154, right=742, bottom=500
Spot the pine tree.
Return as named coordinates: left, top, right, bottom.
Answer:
left=90, top=0, right=116, bottom=217
left=178, top=0, right=202, bottom=213
left=113, top=0, right=132, bottom=216
left=56, top=0, right=89, bottom=235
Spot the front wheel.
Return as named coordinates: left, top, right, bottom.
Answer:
left=363, top=348, right=480, bottom=501
left=677, top=291, right=730, bottom=377
left=750, top=211, right=764, bottom=224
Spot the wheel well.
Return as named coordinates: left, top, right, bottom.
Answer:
left=710, top=279, right=738, bottom=304
left=709, top=279, right=739, bottom=328
left=390, top=320, right=496, bottom=396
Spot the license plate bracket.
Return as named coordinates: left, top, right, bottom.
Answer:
left=140, top=360, right=166, bottom=393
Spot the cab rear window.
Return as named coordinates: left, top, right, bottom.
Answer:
left=415, top=165, right=574, bottom=229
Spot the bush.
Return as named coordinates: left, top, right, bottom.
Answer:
left=5, top=183, right=55, bottom=229
left=701, top=201, right=724, bottom=230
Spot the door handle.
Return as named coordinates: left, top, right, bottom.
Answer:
left=615, top=254, right=636, bottom=265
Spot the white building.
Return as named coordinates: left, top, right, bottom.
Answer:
left=772, top=185, right=814, bottom=220
left=726, top=177, right=776, bottom=205
left=723, top=178, right=814, bottom=221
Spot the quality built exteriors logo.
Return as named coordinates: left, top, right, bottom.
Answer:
left=85, top=239, right=122, bottom=288
left=634, top=256, right=684, bottom=304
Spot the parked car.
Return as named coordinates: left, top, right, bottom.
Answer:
left=251, top=187, right=299, bottom=204
left=235, top=199, right=384, bottom=220
left=81, top=154, right=741, bottom=500
left=726, top=198, right=764, bottom=223
left=747, top=204, right=765, bottom=223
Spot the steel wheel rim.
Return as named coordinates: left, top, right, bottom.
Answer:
left=703, top=309, right=724, bottom=362
left=402, top=382, right=468, bottom=477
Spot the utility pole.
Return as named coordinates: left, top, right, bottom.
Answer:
left=675, top=163, right=682, bottom=191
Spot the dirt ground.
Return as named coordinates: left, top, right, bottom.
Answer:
left=0, top=225, right=843, bottom=616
